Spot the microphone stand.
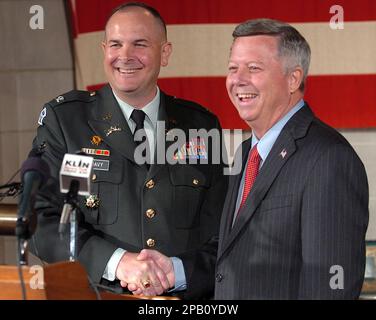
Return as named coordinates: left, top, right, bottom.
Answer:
left=1, top=183, right=26, bottom=263
left=15, top=176, right=39, bottom=265
left=69, top=206, right=78, bottom=262
left=59, top=180, right=80, bottom=262
left=0, top=182, right=22, bottom=199
left=0, top=182, right=22, bottom=190
left=14, top=179, right=38, bottom=300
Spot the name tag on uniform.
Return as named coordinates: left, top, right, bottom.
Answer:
left=93, top=159, right=110, bottom=171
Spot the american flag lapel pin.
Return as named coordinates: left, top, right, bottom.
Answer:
left=280, top=148, right=287, bottom=159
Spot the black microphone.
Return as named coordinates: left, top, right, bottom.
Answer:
left=58, top=179, right=79, bottom=234
left=15, top=155, right=50, bottom=239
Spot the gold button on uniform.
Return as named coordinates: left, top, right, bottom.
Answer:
left=193, top=179, right=199, bottom=185
left=145, top=179, right=155, bottom=189
left=146, top=209, right=156, bottom=219
left=146, top=238, right=155, bottom=247
left=92, top=174, right=97, bottom=181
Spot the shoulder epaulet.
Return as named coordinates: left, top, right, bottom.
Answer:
left=47, top=90, right=97, bottom=107
left=172, top=96, right=214, bottom=117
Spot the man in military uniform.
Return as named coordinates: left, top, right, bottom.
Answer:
left=30, top=2, right=227, bottom=297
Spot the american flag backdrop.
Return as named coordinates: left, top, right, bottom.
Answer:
left=68, top=0, right=376, bottom=129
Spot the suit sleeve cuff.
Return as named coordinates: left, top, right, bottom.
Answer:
left=169, top=257, right=187, bottom=292
left=102, top=248, right=126, bottom=281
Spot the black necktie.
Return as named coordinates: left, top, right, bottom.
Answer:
left=130, top=109, right=149, bottom=166
left=131, top=109, right=146, bottom=142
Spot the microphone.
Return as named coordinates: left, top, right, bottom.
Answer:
left=15, top=154, right=50, bottom=239
left=58, top=180, right=79, bottom=234
left=58, top=153, right=94, bottom=234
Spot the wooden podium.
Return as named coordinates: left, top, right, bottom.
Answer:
left=0, top=261, right=178, bottom=300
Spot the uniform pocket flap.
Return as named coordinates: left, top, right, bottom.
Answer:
left=92, top=157, right=123, bottom=184
left=169, top=165, right=210, bottom=188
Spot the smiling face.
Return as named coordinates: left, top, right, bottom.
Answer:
left=226, top=35, right=301, bottom=138
left=102, top=8, right=172, bottom=107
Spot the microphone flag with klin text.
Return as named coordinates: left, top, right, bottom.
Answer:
left=59, top=153, right=94, bottom=196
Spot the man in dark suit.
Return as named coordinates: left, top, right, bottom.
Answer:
left=132, top=18, right=369, bottom=299
left=29, top=2, right=227, bottom=296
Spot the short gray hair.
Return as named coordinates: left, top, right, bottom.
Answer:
left=233, top=19, right=311, bottom=92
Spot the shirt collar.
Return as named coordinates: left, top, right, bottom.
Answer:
left=252, top=99, right=305, bottom=162
left=112, top=87, right=160, bottom=129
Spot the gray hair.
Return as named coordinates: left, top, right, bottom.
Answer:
left=233, top=19, right=311, bottom=92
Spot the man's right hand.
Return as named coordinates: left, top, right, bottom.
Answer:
left=115, top=252, right=172, bottom=296
left=127, top=249, right=175, bottom=296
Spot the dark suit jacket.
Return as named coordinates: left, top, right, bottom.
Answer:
left=180, top=104, right=369, bottom=299
left=30, top=84, right=228, bottom=287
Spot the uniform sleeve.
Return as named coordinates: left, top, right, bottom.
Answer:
left=178, top=236, right=219, bottom=299
left=298, top=143, right=369, bottom=299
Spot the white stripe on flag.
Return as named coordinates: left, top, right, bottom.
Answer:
left=74, top=21, right=376, bottom=89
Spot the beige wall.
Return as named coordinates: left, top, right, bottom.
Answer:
left=0, top=0, right=375, bottom=265
left=0, top=0, right=74, bottom=189
left=0, top=0, right=73, bottom=263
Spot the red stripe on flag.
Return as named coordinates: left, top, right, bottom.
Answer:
left=160, top=74, right=376, bottom=130
left=71, top=0, right=376, bottom=34
left=87, top=74, right=376, bottom=130
left=305, top=74, right=376, bottom=129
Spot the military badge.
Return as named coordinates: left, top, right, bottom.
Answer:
left=91, top=135, right=102, bottom=146
left=85, top=194, right=100, bottom=209
left=105, top=125, right=122, bottom=136
left=38, top=107, right=47, bottom=126
left=82, top=148, right=110, bottom=156
left=173, top=137, right=208, bottom=161
left=102, top=113, right=112, bottom=121
left=55, top=96, right=64, bottom=103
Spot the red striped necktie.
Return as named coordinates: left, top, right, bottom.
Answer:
left=238, top=144, right=261, bottom=211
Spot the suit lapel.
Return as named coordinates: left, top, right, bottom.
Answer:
left=88, top=85, right=140, bottom=164
left=218, top=138, right=251, bottom=252
left=217, top=104, right=314, bottom=261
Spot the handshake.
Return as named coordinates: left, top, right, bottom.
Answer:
left=115, top=249, right=176, bottom=296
